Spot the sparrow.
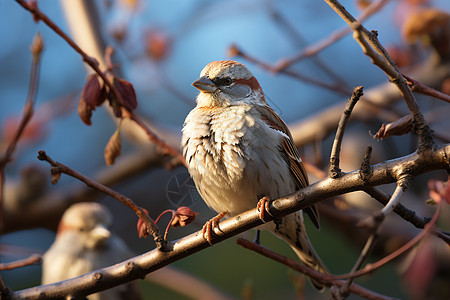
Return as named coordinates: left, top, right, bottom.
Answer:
left=182, top=60, right=327, bottom=290
left=42, top=202, right=142, bottom=300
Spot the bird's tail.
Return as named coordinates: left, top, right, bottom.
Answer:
left=272, top=211, right=327, bottom=291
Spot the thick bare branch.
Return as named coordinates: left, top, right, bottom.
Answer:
left=11, top=144, right=450, bottom=299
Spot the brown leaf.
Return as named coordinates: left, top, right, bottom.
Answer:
left=78, top=75, right=105, bottom=125
left=113, top=77, right=137, bottom=113
left=373, top=115, right=413, bottom=140
left=82, top=74, right=104, bottom=107
left=78, top=97, right=93, bottom=126
left=104, top=129, right=122, bottom=166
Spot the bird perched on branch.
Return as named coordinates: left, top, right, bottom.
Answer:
left=182, top=60, right=327, bottom=290
left=42, top=202, right=141, bottom=300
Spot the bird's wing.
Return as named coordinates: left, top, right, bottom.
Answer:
left=259, top=105, right=320, bottom=229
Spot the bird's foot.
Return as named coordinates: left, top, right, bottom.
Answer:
left=257, top=196, right=273, bottom=222
left=202, top=212, right=227, bottom=245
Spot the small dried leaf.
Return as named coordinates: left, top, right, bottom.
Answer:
left=78, top=97, right=93, bottom=125
left=78, top=75, right=105, bottom=125
left=373, top=115, right=413, bottom=140
left=113, top=77, right=137, bottom=113
left=81, top=74, right=103, bottom=107
left=50, top=166, right=61, bottom=184
left=104, top=129, right=122, bottom=166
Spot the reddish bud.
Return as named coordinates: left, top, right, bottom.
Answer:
left=372, top=115, right=413, bottom=140
left=356, top=0, right=371, bottom=11
left=111, top=26, right=127, bottom=42
left=428, top=178, right=450, bottom=204
left=171, top=207, right=199, bottom=228
left=386, top=45, right=413, bottom=68
left=442, top=78, right=450, bottom=95
left=104, top=129, right=122, bottom=166
left=145, top=29, right=171, bottom=61
left=136, top=208, right=150, bottom=238
left=121, top=0, right=138, bottom=10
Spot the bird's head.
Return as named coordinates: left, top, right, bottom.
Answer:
left=57, top=202, right=113, bottom=249
left=193, top=60, right=266, bottom=107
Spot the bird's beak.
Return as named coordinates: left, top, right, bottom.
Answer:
left=87, top=224, right=111, bottom=248
left=192, top=76, right=217, bottom=93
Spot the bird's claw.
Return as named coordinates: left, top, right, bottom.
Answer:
left=257, top=196, right=273, bottom=223
left=202, top=212, right=227, bottom=245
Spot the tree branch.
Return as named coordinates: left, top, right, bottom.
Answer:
left=36, top=150, right=163, bottom=248
left=323, top=0, right=434, bottom=152
left=329, top=86, right=364, bottom=178
left=10, top=144, right=450, bottom=299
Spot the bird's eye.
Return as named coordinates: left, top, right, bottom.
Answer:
left=224, top=77, right=232, bottom=85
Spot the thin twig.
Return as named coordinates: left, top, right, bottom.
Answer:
left=14, top=0, right=124, bottom=109
left=329, top=86, right=364, bottom=178
left=305, top=160, right=449, bottom=245
left=403, top=74, right=450, bottom=104
left=36, top=150, right=163, bottom=248
left=339, top=183, right=408, bottom=298
left=363, top=187, right=430, bottom=229
left=129, top=112, right=186, bottom=166
left=323, top=0, right=434, bottom=152
left=16, top=0, right=185, bottom=165
left=274, top=0, right=392, bottom=72
left=236, top=239, right=398, bottom=300
left=267, top=3, right=348, bottom=87
left=0, top=32, right=42, bottom=296
left=230, top=45, right=352, bottom=95
left=380, top=181, right=408, bottom=215
left=0, top=254, right=41, bottom=271
left=332, top=198, right=443, bottom=280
